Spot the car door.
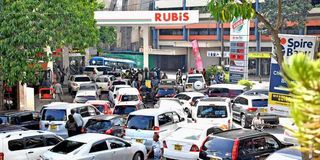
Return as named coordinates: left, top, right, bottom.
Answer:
left=24, top=135, right=47, bottom=160
left=158, top=112, right=175, bottom=139
left=252, top=136, right=282, bottom=160
left=88, top=140, right=114, bottom=160
left=106, top=138, right=131, bottom=160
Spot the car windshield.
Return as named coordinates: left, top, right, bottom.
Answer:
left=41, top=109, right=66, bottom=121
left=113, top=81, right=126, bottom=85
left=115, top=87, right=129, bottom=91
left=50, top=140, right=85, bottom=154
left=252, top=99, right=268, bottom=107
left=197, top=105, right=227, bottom=118
left=187, top=76, right=204, bottom=83
left=192, top=96, right=204, bottom=102
left=75, top=77, right=90, bottom=82
left=204, top=137, right=234, bottom=158
left=127, top=115, right=154, bottom=130
left=97, top=67, right=108, bottom=72
left=121, top=95, right=139, bottom=101
left=229, top=90, right=244, bottom=96
left=84, top=67, right=94, bottom=72
left=209, top=88, right=229, bottom=94
left=114, top=106, right=136, bottom=115
left=157, top=88, right=175, bottom=95
left=79, top=85, right=96, bottom=90
left=161, top=80, right=175, bottom=85
left=171, top=127, right=203, bottom=140
left=92, top=105, right=105, bottom=113
left=85, top=119, right=112, bottom=130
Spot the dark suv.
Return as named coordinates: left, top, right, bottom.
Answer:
left=0, top=111, right=39, bottom=130
left=199, top=129, right=292, bottom=160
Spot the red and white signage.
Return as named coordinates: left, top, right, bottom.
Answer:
left=95, top=10, right=199, bottom=25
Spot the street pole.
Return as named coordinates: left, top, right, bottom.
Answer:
left=255, top=0, right=261, bottom=76
left=220, top=23, right=225, bottom=66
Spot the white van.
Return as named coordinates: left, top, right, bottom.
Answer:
left=192, top=97, right=232, bottom=130
left=124, top=108, right=187, bottom=150
left=39, top=103, right=102, bottom=138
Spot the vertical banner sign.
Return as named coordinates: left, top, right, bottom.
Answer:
left=268, top=34, right=318, bottom=116
left=229, top=18, right=250, bottom=83
left=191, top=40, right=203, bottom=71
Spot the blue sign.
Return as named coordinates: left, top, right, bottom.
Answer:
left=269, top=63, right=289, bottom=94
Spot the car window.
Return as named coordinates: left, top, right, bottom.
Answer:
left=75, top=77, right=91, bottom=82
left=92, top=105, right=105, bottom=113
left=203, top=137, right=234, bottom=159
left=113, top=117, right=124, bottom=126
left=84, top=67, right=94, bottom=72
left=127, top=115, right=154, bottom=130
left=229, top=90, right=244, bottom=97
left=265, top=136, right=280, bottom=150
left=25, top=136, right=45, bottom=149
left=239, top=98, right=248, bottom=105
left=108, top=139, right=127, bottom=149
left=157, top=88, right=176, bottom=95
left=252, top=137, right=268, bottom=152
left=41, top=109, right=66, bottom=121
left=252, top=99, right=268, bottom=107
left=85, top=119, right=112, bottom=130
left=113, top=81, right=126, bottom=85
left=20, top=113, right=34, bottom=122
left=8, top=139, right=24, bottom=151
left=79, top=106, right=90, bottom=117
left=0, top=116, right=8, bottom=124
left=121, top=95, right=139, bottom=101
left=50, top=140, right=85, bottom=154
left=197, top=105, right=227, bottom=118
left=234, top=97, right=241, bottom=103
left=209, top=88, right=229, bottom=94
left=97, top=67, right=107, bottom=72
left=90, top=140, right=108, bottom=153
left=239, top=139, right=254, bottom=156
left=192, top=96, right=204, bottom=103
left=88, top=106, right=97, bottom=116
left=45, top=136, right=62, bottom=146
left=187, top=76, right=204, bottom=83
left=158, top=112, right=173, bottom=126
left=79, top=85, right=96, bottom=90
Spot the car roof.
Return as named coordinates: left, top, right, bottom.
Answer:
left=269, top=147, right=301, bottom=159
left=161, top=79, right=175, bottom=81
left=187, top=74, right=203, bottom=77
left=43, top=103, right=93, bottom=110
left=86, top=100, right=110, bottom=104
left=0, top=110, right=34, bottom=116
left=0, top=130, right=56, bottom=139
left=97, top=75, right=114, bottom=78
left=178, top=123, right=221, bottom=130
left=129, top=108, right=172, bottom=116
left=115, top=101, right=140, bottom=106
left=89, top=115, right=120, bottom=121
left=79, top=83, right=96, bottom=86
left=238, top=94, right=269, bottom=100
left=67, top=133, right=112, bottom=143
left=178, top=92, right=205, bottom=97
left=199, top=97, right=230, bottom=102
left=117, top=88, right=139, bottom=94
left=73, top=75, right=90, bottom=78
left=76, top=91, right=97, bottom=96
left=210, top=129, right=270, bottom=140
left=209, top=84, right=246, bottom=90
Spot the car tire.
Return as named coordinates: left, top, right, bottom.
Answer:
left=133, top=152, right=143, bottom=160
left=241, top=114, right=249, bottom=128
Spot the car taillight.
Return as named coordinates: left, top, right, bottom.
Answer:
left=246, top=108, right=257, bottom=112
left=190, top=144, right=200, bottom=152
left=232, top=138, right=239, bottom=160
left=156, top=94, right=160, bottom=97
left=200, top=136, right=209, bottom=152
left=0, top=152, right=4, bottom=160
left=153, top=126, right=160, bottom=131
left=163, top=140, right=168, bottom=148
left=105, top=128, right=114, bottom=135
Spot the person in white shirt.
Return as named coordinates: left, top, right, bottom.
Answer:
left=147, top=133, right=163, bottom=160
left=71, top=109, right=84, bottom=134
left=251, top=113, right=264, bottom=130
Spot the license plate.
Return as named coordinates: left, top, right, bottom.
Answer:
left=260, top=109, right=267, bottom=113
left=174, top=144, right=182, bottom=151
left=50, top=124, right=57, bottom=131
left=210, top=158, right=220, bottom=160
left=135, top=139, right=143, bottom=143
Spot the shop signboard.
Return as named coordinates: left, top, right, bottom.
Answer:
left=268, top=34, right=318, bottom=116
left=207, top=51, right=230, bottom=58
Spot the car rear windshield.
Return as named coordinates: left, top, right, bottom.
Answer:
left=127, top=115, right=154, bottom=130
left=41, top=109, right=66, bottom=121
left=114, top=106, right=136, bottom=115
left=187, top=76, right=204, bottom=83
left=84, top=67, right=94, bottom=72
left=197, top=105, right=227, bottom=118
left=157, top=88, right=175, bottom=95
left=121, top=95, right=139, bottom=101
left=203, top=137, right=234, bottom=158
left=161, top=80, right=175, bottom=85
left=85, top=119, right=112, bottom=130
left=209, top=88, right=229, bottom=94
left=113, top=81, right=126, bottom=85
left=79, top=85, right=96, bottom=90
left=20, top=114, right=34, bottom=122
left=229, top=89, right=244, bottom=96
left=97, top=67, right=107, bottom=72
left=50, top=140, right=85, bottom=154
left=252, top=99, right=268, bottom=107
left=96, top=77, right=109, bottom=82
left=75, top=77, right=91, bottom=82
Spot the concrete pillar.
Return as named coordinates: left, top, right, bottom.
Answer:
left=142, top=25, right=150, bottom=69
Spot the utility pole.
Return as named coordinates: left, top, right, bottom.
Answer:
left=220, top=22, right=225, bottom=66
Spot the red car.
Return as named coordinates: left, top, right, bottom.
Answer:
left=86, top=100, right=113, bottom=115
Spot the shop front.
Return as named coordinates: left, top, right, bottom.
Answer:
left=248, top=52, right=271, bottom=76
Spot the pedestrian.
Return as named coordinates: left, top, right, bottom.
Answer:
left=65, top=115, right=77, bottom=137
left=71, top=109, right=84, bottom=135
left=138, top=71, right=143, bottom=88
left=202, top=68, right=206, bottom=78
left=53, top=81, right=63, bottom=102
left=132, top=78, right=138, bottom=89
left=251, top=113, right=265, bottom=130
left=210, top=75, right=217, bottom=85
left=147, top=133, right=163, bottom=160
left=161, top=72, right=168, bottom=79
left=156, top=68, right=161, bottom=80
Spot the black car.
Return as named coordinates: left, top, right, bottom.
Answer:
left=0, top=111, right=39, bottom=130
left=199, top=129, right=293, bottom=160
left=0, top=124, right=28, bottom=132
left=83, top=115, right=125, bottom=137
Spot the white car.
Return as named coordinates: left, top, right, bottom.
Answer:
left=154, top=98, right=189, bottom=118
left=39, top=103, right=102, bottom=138
left=108, top=85, right=131, bottom=104
left=114, top=87, right=142, bottom=105
left=163, top=124, right=223, bottom=160
left=184, top=74, right=206, bottom=92
left=83, top=66, right=109, bottom=79
left=74, top=90, right=99, bottom=103
left=124, top=108, right=187, bottom=150
left=174, top=92, right=205, bottom=107
left=94, top=75, right=116, bottom=92
left=68, top=75, right=92, bottom=94
left=41, top=133, right=147, bottom=160
left=0, top=130, right=63, bottom=160
left=192, top=97, right=232, bottom=130
left=113, top=101, right=145, bottom=116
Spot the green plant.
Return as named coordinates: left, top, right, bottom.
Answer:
left=237, top=79, right=254, bottom=90
left=282, top=53, right=320, bottom=159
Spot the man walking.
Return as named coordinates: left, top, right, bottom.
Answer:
left=53, top=81, right=63, bottom=102
left=147, top=133, right=163, bottom=160
left=71, top=109, right=84, bottom=134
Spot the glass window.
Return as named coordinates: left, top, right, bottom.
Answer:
left=265, top=136, right=280, bottom=150
left=85, top=119, right=112, bottom=130
left=209, top=88, right=229, bottom=94
left=108, top=139, right=127, bottom=149
left=252, top=137, right=268, bottom=151
left=113, top=106, right=136, bottom=115
left=25, top=136, right=45, bottom=149
left=97, top=67, right=108, bottom=72
left=113, top=117, right=125, bottom=126
left=79, top=106, right=90, bottom=117
left=239, top=98, right=249, bottom=105
left=192, top=96, right=204, bottom=103
left=20, top=114, right=34, bottom=122
left=88, top=106, right=97, bottom=116
left=41, top=109, right=66, bottom=121
left=45, top=136, right=62, bottom=146
left=252, top=99, right=268, bottom=107
left=79, top=84, right=96, bottom=91
left=239, top=139, right=254, bottom=156
left=158, top=113, right=173, bottom=126
left=8, top=139, right=24, bottom=151
left=187, top=76, right=204, bottom=83
left=51, top=140, right=85, bottom=154
left=157, top=88, right=176, bottom=95
left=90, top=141, right=108, bottom=153
left=121, top=95, right=139, bottom=101
left=159, top=29, right=183, bottom=35
left=127, top=115, right=154, bottom=130
left=0, top=116, right=8, bottom=124
left=112, top=81, right=126, bottom=86
left=229, top=90, right=244, bottom=97
left=84, top=67, right=94, bottom=72
left=93, top=105, right=105, bottom=113
left=74, top=77, right=91, bottom=82
left=197, top=105, right=227, bottom=118
left=203, top=137, right=234, bottom=159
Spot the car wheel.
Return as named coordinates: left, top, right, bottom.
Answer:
left=132, top=152, right=143, bottom=160
left=241, top=114, right=248, bottom=128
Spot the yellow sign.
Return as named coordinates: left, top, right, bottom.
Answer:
left=268, top=92, right=291, bottom=106
left=145, top=80, right=151, bottom=88
left=248, top=52, right=271, bottom=59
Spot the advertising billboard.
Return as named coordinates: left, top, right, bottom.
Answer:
left=268, top=34, right=318, bottom=116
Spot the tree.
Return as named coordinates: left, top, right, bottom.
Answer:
left=282, top=53, right=320, bottom=159
left=98, top=26, right=117, bottom=53
left=0, top=0, right=100, bottom=109
left=208, top=0, right=312, bottom=67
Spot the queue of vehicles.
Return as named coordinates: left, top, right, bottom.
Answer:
left=0, top=67, right=300, bottom=160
